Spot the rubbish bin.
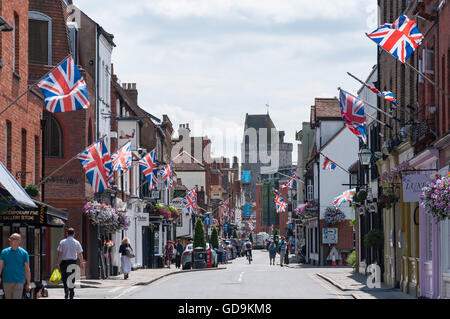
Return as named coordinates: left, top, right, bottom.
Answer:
left=193, top=247, right=206, bottom=269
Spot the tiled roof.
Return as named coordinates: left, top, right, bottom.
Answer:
left=172, top=162, right=205, bottom=171
left=311, top=98, right=341, bottom=125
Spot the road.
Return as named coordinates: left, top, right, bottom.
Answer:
left=45, top=250, right=354, bottom=299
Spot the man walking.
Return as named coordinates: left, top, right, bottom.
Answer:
left=0, top=233, right=31, bottom=299
left=55, top=228, right=84, bottom=299
left=175, top=239, right=183, bottom=269
left=278, top=236, right=287, bottom=267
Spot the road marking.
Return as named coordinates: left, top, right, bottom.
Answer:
left=112, top=286, right=139, bottom=299
left=109, top=286, right=123, bottom=293
left=238, top=272, right=244, bottom=283
left=308, top=273, right=345, bottom=299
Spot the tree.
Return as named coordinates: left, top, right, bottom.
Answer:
left=211, top=226, right=219, bottom=249
left=232, top=229, right=238, bottom=239
left=249, top=232, right=254, bottom=244
left=194, top=217, right=206, bottom=250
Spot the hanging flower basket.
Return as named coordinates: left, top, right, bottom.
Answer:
left=104, top=240, right=115, bottom=249
left=154, top=204, right=171, bottom=220
left=168, top=205, right=180, bottom=220
left=420, top=175, right=450, bottom=221
left=83, top=201, right=129, bottom=232
left=378, top=188, right=399, bottom=210
left=294, top=202, right=319, bottom=220
left=324, top=207, right=346, bottom=225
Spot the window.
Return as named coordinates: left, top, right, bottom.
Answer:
left=13, top=13, right=19, bottom=73
left=21, top=129, right=27, bottom=186
left=68, top=25, right=78, bottom=64
left=34, top=136, right=40, bottom=184
left=6, top=121, right=12, bottom=171
left=423, top=49, right=434, bottom=74
left=28, top=12, right=52, bottom=65
left=44, top=113, right=63, bottom=157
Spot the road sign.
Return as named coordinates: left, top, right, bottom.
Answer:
left=204, top=215, right=211, bottom=226
left=322, top=228, right=338, bottom=244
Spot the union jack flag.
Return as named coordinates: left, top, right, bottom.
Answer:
left=339, top=90, right=366, bottom=125
left=77, top=139, right=114, bottom=193
left=345, top=122, right=367, bottom=144
left=322, top=156, right=337, bottom=171
left=111, top=141, right=132, bottom=172
left=280, top=173, right=297, bottom=190
left=368, top=86, right=397, bottom=105
left=367, top=14, right=424, bottom=64
left=333, top=188, right=356, bottom=209
left=248, top=220, right=255, bottom=231
left=220, top=199, right=229, bottom=209
left=160, top=163, right=173, bottom=188
left=138, top=149, right=158, bottom=190
left=275, top=195, right=287, bottom=214
left=37, top=56, right=90, bottom=113
left=184, top=190, right=197, bottom=216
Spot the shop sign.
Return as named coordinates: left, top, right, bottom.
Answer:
left=241, top=171, right=251, bottom=183
left=402, top=173, right=433, bottom=202
left=210, top=185, right=222, bottom=200
left=322, top=228, right=338, bottom=244
left=0, top=205, right=46, bottom=225
left=117, top=118, right=139, bottom=150
left=136, top=214, right=149, bottom=224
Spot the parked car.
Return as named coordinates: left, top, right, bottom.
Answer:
left=206, top=243, right=218, bottom=268
left=225, top=240, right=237, bottom=259
left=181, top=244, right=194, bottom=270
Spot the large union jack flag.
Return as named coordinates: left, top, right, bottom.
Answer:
left=333, top=188, right=356, bottom=209
left=111, top=141, right=132, bottom=172
left=367, top=14, right=424, bottom=64
left=275, top=194, right=287, bottom=214
left=160, top=163, right=173, bottom=188
left=37, top=56, right=90, bottom=113
left=138, top=149, right=158, bottom=190
left=339, top=90, right=366, bottom=125
left=248, top=220, right=255, bottom=231
left=345, top=122, right=368, bottom=144
left=184, top=190, right=197, bottom=216
left=77, top=139, right=114, bottom=193
left=322, top=156, right=337, bottom=172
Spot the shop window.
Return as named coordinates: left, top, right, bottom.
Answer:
left=28, top=12, right=52, bottom=65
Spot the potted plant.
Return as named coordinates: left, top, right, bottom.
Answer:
left=420, top=175, right=449, bottom=221
left=25, top=184, right=39, bottom=198
left=363, top=229, right=384, bottom=249
left=353, top=190, right=367, bottom=203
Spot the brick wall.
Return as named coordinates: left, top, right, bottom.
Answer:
left=320, top=219, right=354, bottom=265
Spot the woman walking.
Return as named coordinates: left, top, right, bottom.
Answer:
left=269, top=241, right=277, bottom=265
left=119, top=238, right=132, bottom=279
left=164, top=241, right=174, bottom=268
left=175, top=239, right=183, bottom=269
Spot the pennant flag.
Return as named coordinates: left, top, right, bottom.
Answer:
left=160, top=163, right=173, bottom=189
left=37, top=56, right=90, bottom=113
left=367, top=14, right=424, bottom=64
left=275, top=194, right=287, bottom=214
left=322, top=156, right=337, bottom=171
left=111, top=141, right=132, bottom=172
left=248, top=220, right=255, bottom=231
left=333, top=188, right=356, bottom=209
left=77, top=139, right=114, bottom=193
left=138, top=149, right=158, bottom=190
left=183, top=190, right=197, bottom=216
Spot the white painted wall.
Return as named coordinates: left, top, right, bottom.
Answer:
left=319, top=128, right=359, bottom=220
left=175, top=171, right=206, bottom=201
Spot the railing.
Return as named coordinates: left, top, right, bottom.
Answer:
left=411, top=119, right=435, bottom=142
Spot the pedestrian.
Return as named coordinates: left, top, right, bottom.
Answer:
left=269, top=242, right=277, bottom=265
left=175, top=239, right=183, bottom=269
left=284, top=240, right=290, bottom=265
left=217, top=242, right=224, bottom=264
left=55, top=228, right=84, bottom=299
left=164, top=241, right=174, bottom=268
left=278, top=236, right=287, bottom=267
left=0, top=233, right=31, bottom=299
left=119, top=237, right=132, bottom=279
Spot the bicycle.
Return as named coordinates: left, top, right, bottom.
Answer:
left=246, top=250, right=252, bottom=264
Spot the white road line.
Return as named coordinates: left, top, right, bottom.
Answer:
left=112, top=286, right=139, bottom=299
left=238, top=272, right=244, bottom=283
left=308, top=273, right=345, bottom=299
left=109, top=286, right=123, bottom=293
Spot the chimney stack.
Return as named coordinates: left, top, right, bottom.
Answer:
left=123, top=83, right=138, bottom=105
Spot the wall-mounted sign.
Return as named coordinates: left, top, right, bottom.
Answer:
left=117, top=118, right=139, bottom=150
left=0, top=205, right=46, bottom=225
left=151, top=191, right=160, bottom=200
left=136, top=214, right=149, bottom=224
left=402, top=173, right=433, bottom=203
left=243, top=204, right=252, bottom=218
left=241, top=171, right=251, bottom=183
left=322, top=228, right=338, bottom=244
left=210, top=185, right=222, bottom=200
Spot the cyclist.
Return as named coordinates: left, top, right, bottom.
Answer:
left=244, top=239, right=253, bottom=261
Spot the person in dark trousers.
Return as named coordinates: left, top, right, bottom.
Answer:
left=55, top=228, right=84, bottom=299
left=175, top=239, right=183, bottom=269
left=284, top=240, right=290, bottom=265
left=119, top=238, right=132, bottom=279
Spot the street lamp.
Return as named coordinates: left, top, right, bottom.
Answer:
left=358, top=147, right=372, bottom=166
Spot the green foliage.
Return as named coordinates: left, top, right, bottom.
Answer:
left=193, top=217, right=206, bottom=250
left=211, top=226, right=219, bottom=249
left=364, top=229, right=384, bottom=248
left=349, top=219, right=356, bottom=227
left=249, top=233, right=254, bottom=244
left=232, top=229, right=238, bottom=239
left=25, top=184, right=39, bottom=198
left=353, top=190, right=367, bottom=203
left=346, top=250, right=356, bottom=268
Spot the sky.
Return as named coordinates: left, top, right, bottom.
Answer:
left=74, top=0, right=378, bottom=163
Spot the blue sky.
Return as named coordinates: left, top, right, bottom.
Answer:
left=75, top=0, right=378, bottom=162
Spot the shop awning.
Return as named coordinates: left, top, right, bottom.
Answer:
left=0, top=161, right=37, bottom=208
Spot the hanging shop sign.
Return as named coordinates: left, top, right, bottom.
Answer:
left=117, top=118, right=139, bottom=150
left=402, top=173, right=433, bottom=203
left=210, top=185, right=222, bottom=200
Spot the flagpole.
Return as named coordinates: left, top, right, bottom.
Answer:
left=0, top=53, right=73, bottom=117
left=365, top=33, right=450, bottom=99
left=338, top=87, right=400, bottom=122
left=366, top=112, right=393, bottom=129
left=347, top=71, right=415, bottom=118
left=277, top=171, right=304, bottom=184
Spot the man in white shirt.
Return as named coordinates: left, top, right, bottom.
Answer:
left=55, top=228, right=84, bottom=299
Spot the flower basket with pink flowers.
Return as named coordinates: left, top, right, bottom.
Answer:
left=420, top=175, right=450, bottom=221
